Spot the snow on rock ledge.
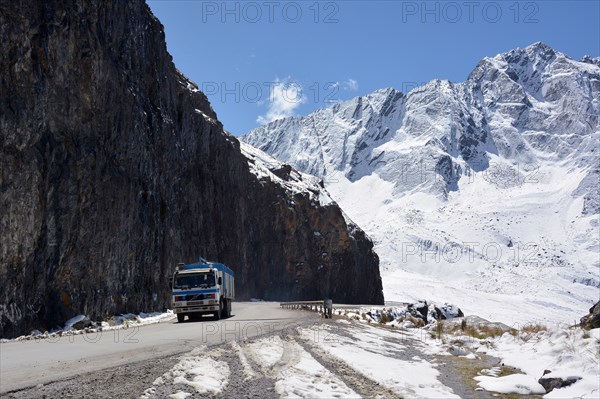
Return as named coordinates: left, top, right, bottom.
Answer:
left=240, top=142, right=334, bottom=207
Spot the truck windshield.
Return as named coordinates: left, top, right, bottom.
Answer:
left=174, top=273, right=215, bottom=290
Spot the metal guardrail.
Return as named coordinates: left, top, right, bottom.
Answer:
left=280, top=300, right=333, bottom=318
left=280, top=300, right=412, bottom=318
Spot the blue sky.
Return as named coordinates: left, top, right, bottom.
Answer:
left=147, top=0, right=600, bottom=135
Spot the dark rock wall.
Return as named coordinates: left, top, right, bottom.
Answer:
left=0, top=0, right=383, bottom=337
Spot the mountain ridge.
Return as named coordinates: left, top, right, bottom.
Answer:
left=243, top=42, right=600, bottom=324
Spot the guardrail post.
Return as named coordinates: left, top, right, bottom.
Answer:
left=323, top=299, right=332, bottom=319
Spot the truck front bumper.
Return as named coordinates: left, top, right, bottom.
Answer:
left=174, top=305, right=219, bottom=314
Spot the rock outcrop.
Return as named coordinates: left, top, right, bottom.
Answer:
left=538, top=372, right=581, bottom=394
left=430, top=303, right=464, bottom=321
left=580, top=301, right=600, bottom=329
left=0, top=0, right=383, bottom=338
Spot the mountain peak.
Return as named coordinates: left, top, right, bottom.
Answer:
left=526, top=41, right=554, bottom=52
left=498, top=41, right=559, bottom=66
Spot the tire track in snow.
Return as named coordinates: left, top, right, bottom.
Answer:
left=236, top=333, right=360, bottom=398
left=295, top=332, right=403, bottom=399
left=222, top=340, right=279, bottom=398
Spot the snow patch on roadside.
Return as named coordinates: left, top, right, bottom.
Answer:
left=171, top=348, right=230, bottom=395
left=64, top=315, right=87, bottom=330
left=113, top=311, right=174, bottom=328
left=141, top=347, right=230, bottom=398
left=168, top=391, right=191, bottom=399
left=474, top=373, right=545, bottom=395
left=245, top=335, right=285, bottom=368
left=1, top=310, right=175, bottom=343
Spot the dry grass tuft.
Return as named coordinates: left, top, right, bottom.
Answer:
left=446, top=319, right=506, bottom=339
left=436, top=320, right=445, bottom=340
left=379, top=312, right=390, bottom=324
left=521, top=323, right=548, bottom=334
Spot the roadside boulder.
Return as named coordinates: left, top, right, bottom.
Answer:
left=538, top=373, right=581, bottom=393
left=72, top=318, right=93, bottom=330
left=408, top=301, right=429, bottom=323
left=430, top=303, right=464, bottom=321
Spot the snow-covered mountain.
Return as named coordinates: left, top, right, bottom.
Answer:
left=243, top=42, right=600, bottom=325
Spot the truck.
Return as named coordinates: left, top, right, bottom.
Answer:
left=171, top=258, right=235, bottom=323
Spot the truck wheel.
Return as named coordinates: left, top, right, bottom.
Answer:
left=227, top=300, right=232, bottom=318
left=214, top=301, right=222, bottom=320
left=177, top=314, right=185, bottom=323
left=221, top=299, right=228, bottom=318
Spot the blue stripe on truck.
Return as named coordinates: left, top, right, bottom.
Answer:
left=172, top=289, right=218, bottom=296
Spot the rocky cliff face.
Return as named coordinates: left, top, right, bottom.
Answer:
left=0, top=0, right=383, bottom=338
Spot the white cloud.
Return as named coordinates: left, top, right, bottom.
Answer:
left=343, top=78, right=358, bottom=91
left=257, top=77, right=306, bottom=125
